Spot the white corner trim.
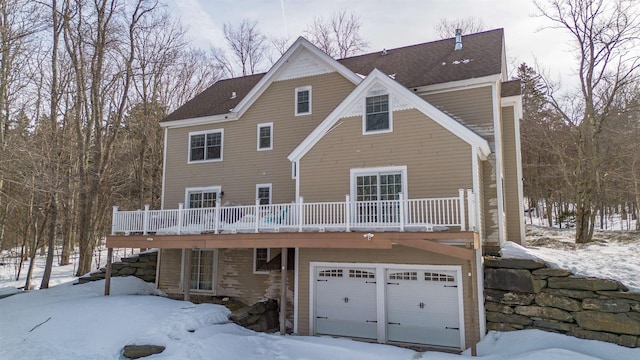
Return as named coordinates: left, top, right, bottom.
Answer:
left=471, top=148, right=481, bottom=234
left=161, top=127, right=168, bottom=210
left=288, top=69, right=490, bottom=163
left=492, top=82, right=506, bottom=244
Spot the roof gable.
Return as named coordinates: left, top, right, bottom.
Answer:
left=288, top=69, right=491, bottom=162
left=231, top=37, right=362, bottom=117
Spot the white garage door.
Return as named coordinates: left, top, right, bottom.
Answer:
left=314, top=266, right=377, bottom=339
left=386, top=268, right=461, bottom=348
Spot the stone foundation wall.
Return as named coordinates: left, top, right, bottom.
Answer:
left=77, top=251, right=157, bottom=284
left=484, top=257, right=640, bottom=348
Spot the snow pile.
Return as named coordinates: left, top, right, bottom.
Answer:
left=501, top=226, right=640, bottom=292
left=1, top=276, right=639, bottom=359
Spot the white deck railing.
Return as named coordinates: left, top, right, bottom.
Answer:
left=111, top=190, right=477, bottom=236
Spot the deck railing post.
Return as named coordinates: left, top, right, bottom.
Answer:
left=467, top=189, right=476, bottom=231
left=143, top=204, right=150, bottom=235
left=398, top=193, right=405, bottom=232
left=177, top=203, right=184, bottom=235
left=345, top=195, right=351, bottom=232
left=214, top=194, right=221, bottom=234
left=459, top=189, right=466, bottom=231
left=298, top=197, right=304, bottom=232
left=111, top=206, right=119, bottom=235
left=255, top=199, right=260, bottom=233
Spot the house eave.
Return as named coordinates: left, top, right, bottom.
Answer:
left=159, top=113, right=238, bottom=128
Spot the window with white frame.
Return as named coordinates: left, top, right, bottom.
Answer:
left=257, top=123, right=273, bottom=151
left=351, top=167, right=407, bottom=223
left=254, top=248, right=270, bottom=274
left=256, top=184, right=272, bottom=205
left=364, top=94, right=391, bottom=133
left=295, top=86, right=311, bottom=115
left=186, top=187, right=220, bottom=208
left=189, top=129, right=223, bottom=162
left=190, top=249, right=216, bottom=291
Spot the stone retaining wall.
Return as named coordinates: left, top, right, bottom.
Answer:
left=484, top=257, right=640, bottom=348
left=77, top=251, right=157, bottom=284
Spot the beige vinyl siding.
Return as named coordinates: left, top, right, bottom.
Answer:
left=296, top=247, right=479, bottom=348
left=501, top=105, right=523, bottom=243
left=299, top=109, right=473, bottom=202
left=163, top=72, right=356, bottom=208
left=421, top=86, right=495, bottom=143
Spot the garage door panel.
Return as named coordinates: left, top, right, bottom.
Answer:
left=315, top=267, right=377, bottom=340
left=386, top=269, right=461, bottom=348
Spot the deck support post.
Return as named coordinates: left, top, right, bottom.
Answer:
left=104, top=247, right=113, bottom=296
left=183, top=249, right=191, bottom=302
left=279, top=247, right=288, bottom=335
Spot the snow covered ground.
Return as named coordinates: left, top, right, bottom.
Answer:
left=1, top=225, right=639, bottom=359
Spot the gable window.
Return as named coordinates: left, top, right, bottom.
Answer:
left=189, top=129, right=223, bottom=163
left=254, top=248, right=270, bottom=274
left=257, top=122, right=273, bottom=151
left=364, top=94, right=391, bottom=133
left=295, top=86, right=312, bottom=115
left=256, top=184, right=272, bottom=205
left=190, top=249, right=216, bottom=292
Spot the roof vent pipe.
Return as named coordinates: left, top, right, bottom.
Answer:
left=455, top=28, right=462, bottom=50
left=231, top=91, right=237, bottom=99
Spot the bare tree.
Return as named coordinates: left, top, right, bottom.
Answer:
left=535, top=0, right=640, bottom=242
left=434, top=17, right=486, bottom=38
left=222, top=19, right=267, bottom=76
left=304, top=9, right=368, bottom=59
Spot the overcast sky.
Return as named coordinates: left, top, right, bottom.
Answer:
left=167, top=0, right=577, bottom=87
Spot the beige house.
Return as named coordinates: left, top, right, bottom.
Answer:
left=106, top=29, right=524, bottom=351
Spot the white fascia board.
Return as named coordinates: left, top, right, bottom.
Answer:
left=289, top=68, right=491, bottom=162
left=411, top=74, right=502, bottom=94
left=160, top=113, right=237, bottom=129
left=232, top=37, right=362, bottom=118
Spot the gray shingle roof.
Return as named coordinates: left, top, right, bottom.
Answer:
left=162, top=29, right=504, bottom=123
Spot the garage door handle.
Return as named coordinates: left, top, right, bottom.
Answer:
left=388, top=322, right=401, bottom=325
left=446, top=326, right=459, bottom=330
left=387, top=282, right=399, bottom=285
left=316, top=316, right=328, bottom=319
left=317, top=279, right=328, bottom=282
left=366, top=320, right=377, bottom=323
left=444, top=285, right=457, bottom=288
left=365, top=281, right=376, bottom=284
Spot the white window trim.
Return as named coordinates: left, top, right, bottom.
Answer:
left=362, top=93, right=393, bottom=135
left=349, top=166, right=408, bottom=200
left=187, top=249, right=218, bottom=294
left=257, top=122, right=273, bottom=151
left=295, top=86, right=312, bottom=116
left=184, top=186, right=221, bottom=208
left=253, top=248, right=271, bottom=274
left=256, top=183, right=272, bottom=205
left=187, top=128, right=224, bottom=164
